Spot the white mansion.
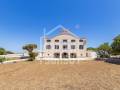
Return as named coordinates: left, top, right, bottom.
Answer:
left=38, top=25, right=97, bottom=60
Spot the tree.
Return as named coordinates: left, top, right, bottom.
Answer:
left=87, top=47, right=97, bottom=51
left=97, top=43, right=112, bottom=58
left=6, top=51, right=14, bottom=54
left=23, top=44, right=38, bottom=61
left=0, top=48, right=6, bottom=55
left=111, top=35, right=120, bottom=55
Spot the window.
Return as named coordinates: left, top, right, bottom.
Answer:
left=63, top=45, right=68, bottom=50
left=71, top=45, right=75, bottom=49
left=86, top=53, right=89, bottom=57
left=79, top=39, right=83, bottom=42
left=55, top=40, right=59, bottom=42
left=79, top=45, right=84, bottom=49
left=54, top=53, right=60, bottom=58
left=46, top=45, right=51, bottom=49
left=62, top=53, right=68, bottom=58
left=46, top=40, right=51, bottom=42
left=63, top=39, right=67, bottom=43
left=71, top=40, right=75, bottom=42
left=55, top=45, right=59, bottom=49
left=70, top=53, right=77, bottom=58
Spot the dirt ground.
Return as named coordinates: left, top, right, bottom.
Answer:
left=0, top=60, right=120, bottom=90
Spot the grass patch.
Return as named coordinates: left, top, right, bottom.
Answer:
left=0, top=57, right=20, bottom=63
left=0, top=57, right=6, bottom=63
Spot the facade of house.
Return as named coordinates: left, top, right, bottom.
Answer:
left=37, top=25, right=97, bottom=60
left=38, top=27, right=96, bottom=60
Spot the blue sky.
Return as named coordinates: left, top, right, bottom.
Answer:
left=0, top=0, right=120, bottom=52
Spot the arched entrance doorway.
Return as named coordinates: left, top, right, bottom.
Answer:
left=54, top=53, right=60, bottom=58
left=62, top=53, right=69, bottom=58
left=70, top=53, right=77, bottom=58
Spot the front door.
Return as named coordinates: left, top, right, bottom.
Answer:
left=62, top=53, right=68, bottom=58
left=54, top=53, right=60, bottom=58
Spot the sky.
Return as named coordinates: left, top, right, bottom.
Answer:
left=0, top=0, right=120, bottom=52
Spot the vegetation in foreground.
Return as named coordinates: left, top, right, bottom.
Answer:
left=0, top=57, right=20, bottom=63
left=0, top=57, right=6, bottom=63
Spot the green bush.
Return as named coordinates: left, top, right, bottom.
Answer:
left=29, top=52, right=38, bottom=61
left=0, top=57, right=6, bottom=63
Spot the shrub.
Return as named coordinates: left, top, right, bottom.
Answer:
left=0, top=57, right=6, bottom=63
left=29, top=52, right=38, bottom=61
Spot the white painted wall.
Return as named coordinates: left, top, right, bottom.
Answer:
left=89, top=51, right=97, bottom=58
left=0, top=54, right=27, bottom=58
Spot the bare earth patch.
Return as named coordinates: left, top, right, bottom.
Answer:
left=0, top=60, right=120, bottom=90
